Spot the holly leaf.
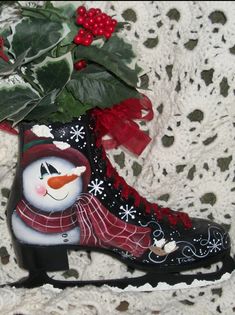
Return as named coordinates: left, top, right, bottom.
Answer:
left=0, top=49, right=30, bottom=76
left=30, top=52, right=73, bottom=94
left=7, top=17, right=70, bottom=64
left=48, top=88, right=92, bottom=123
left=66, top=64, right=140, bottom=108
left=8, top=99, right=39, bottom=126
left=60, top=22, right=78, bottom=47
left=25, top=90, right=58, bottom=121
left=48, top=2, right=78, bottom=46
left=0, top=84, right=39, bottom=122
left=101, top=35, right=136, bottom=64
left=21, top=2, right=75, bottom=23
left=75, top=44, right=141, bottom=87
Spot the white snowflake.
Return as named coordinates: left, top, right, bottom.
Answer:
left=70, top=125, right=85, bottom=143
left=88, top=179, right=104, bottom=196
left=207, top=239, right=222, bottom=253
left=119, top=205, right=136, bottom=222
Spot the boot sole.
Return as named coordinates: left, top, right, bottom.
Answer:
left=3, top=240, right=235, bottom=290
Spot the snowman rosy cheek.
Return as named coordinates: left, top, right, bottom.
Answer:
left=35, top=183, right=47, bottom=196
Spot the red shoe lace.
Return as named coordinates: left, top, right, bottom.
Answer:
left=93, top=121, right=192, bottom=229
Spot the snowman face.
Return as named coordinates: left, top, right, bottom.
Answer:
left=23, top=156, right=83, bottom=212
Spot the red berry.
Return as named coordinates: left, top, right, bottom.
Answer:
left=104, top=31, right=112, bottom=39
left=83, top=37, right=93, bottom=46
left=73, top=35, right=83, bottom=45
left=95, top=8, right=102, bottom=15
left=76, top=6, right=86, bottom=16
left=83, top=21, right=90, bottom=29
left=86, top=33, right=93, bottom=41
left=111, top=19, right=117, bottom=27
left=93, top=23, right=98, bottom=29
left=74, top=60, right=87, bottom=71
left=95, top=14, right=102, bottom=23
left=105, top=18, right=112, bottom=26
left=88, top=17, right=95, bottom=25
left=101, top=13, right=108, bottom=20
left=107, top=26, right=115, bottom=33
left=78, top=28, right=86, bottom=36
left=92, top=29, right=99, bottom=36
left=98, top=22, right=104, bottom=28
left=87, top=8, right=96, bottom=17
left=76, top=15, right=85, bottom=25
left=97, top=28, right=104, bottom=36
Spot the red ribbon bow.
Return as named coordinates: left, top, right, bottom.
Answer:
left=0, top=36, right=9, bottom=62
left=93, top=94, right=154, bottom=155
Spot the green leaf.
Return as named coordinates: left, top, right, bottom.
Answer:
left=52, top=3, right=78, bottom=46
left=60, top=22, right=78, bottom=47
left=48, top=88, right=92, bottom=123
left=8, top=99, right=39, bottom=126
left=50, top=44, right=71, bottom=58
left=66, top=64, right=140, bottom=108
left=0, top=84, right=39, bottom=122
left=8, top=17, right=70, bottom=64
left=21, top=2, right=75, bottom=27
left=21, top=3, right=74, bottom=23
left=75, top=44, right=140, bottom=87
left=101, top=35, right=136, bottom=64
left=0, top=84, right=59, bottom=124
left=30, top=52, right=73, bottom=94
left=25, top=90, right=58, bottom=121
left=0, top=49, right=30, bottom=76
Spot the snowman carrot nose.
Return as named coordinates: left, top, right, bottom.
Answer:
left=47, top=174, right=78, bottom=189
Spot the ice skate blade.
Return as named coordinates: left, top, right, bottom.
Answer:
left=2, top=255, right=235, bottom=291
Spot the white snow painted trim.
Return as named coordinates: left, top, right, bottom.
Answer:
left=107, top=271, right=234, bottom=292
left=31, top=125, right=54, bottom=138
left=67, top=166, right=86, bottom=177
left=164, top=241, right=177, bottom=253
left=53, top=141, right=70, bottom=150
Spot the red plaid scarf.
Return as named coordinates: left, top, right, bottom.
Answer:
left=16, top=195, right=151, bottom=257
left=16, top=199, right=77, bottom=233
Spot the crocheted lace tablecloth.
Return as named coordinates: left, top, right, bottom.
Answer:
left=0, top=1, right=234, bottom=314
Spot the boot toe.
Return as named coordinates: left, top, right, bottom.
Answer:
left=174, top=218, right=231, bottom=266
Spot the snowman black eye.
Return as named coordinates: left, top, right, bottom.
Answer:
left=46, top=163, right=60, bottom=175
left=40, top=163, right=49, bottom=179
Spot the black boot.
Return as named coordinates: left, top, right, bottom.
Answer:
left=5, top=112, right=235, bottom=290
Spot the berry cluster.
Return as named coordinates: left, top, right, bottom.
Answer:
left=73, top=6, right=117, bottom=46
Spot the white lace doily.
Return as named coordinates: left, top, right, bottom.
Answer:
left=0, top=1, right=235, bottom=314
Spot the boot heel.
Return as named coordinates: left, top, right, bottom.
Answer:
left=14, top=241, right=69, bottom=272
